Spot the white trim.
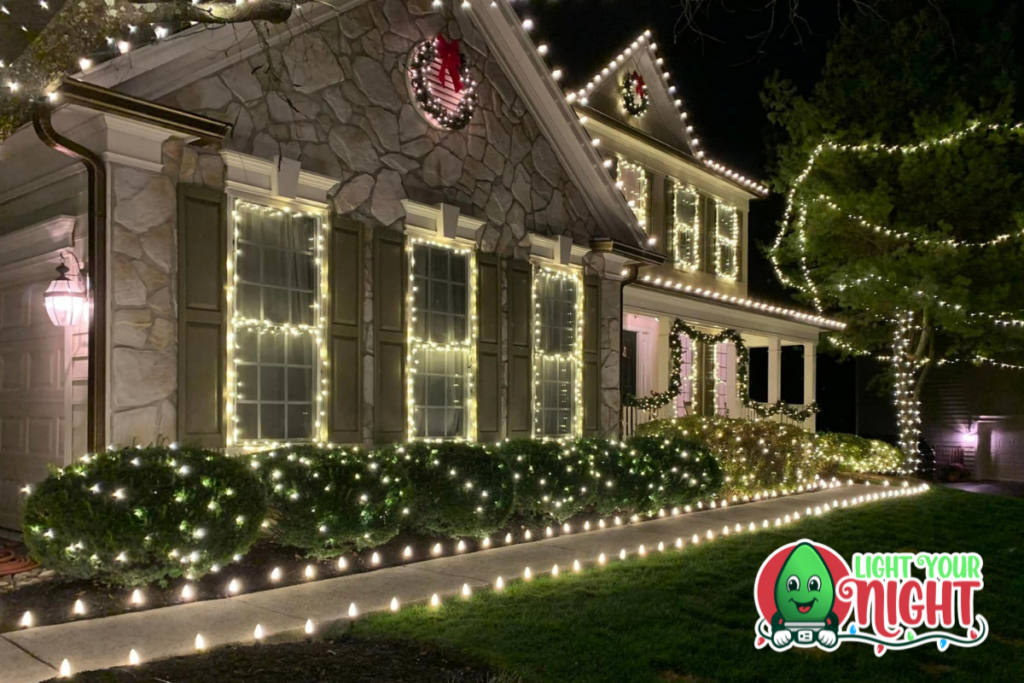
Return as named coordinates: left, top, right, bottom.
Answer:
left=221, top=150, right=338, bottom=209
left=0, top=216, right=76, bottom=270
left=401, top=199, right=486, bottom=247
left=528, top=233, right=591, bottom=269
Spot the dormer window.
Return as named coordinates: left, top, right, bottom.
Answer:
left=616, top=156, right=648, bottom=232
left=671, top=181, right=700, bottom=270
left=713, top=200, right=740, bottom=280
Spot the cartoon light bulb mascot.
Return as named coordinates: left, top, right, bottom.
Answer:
left=769, top=542, right=839, bottom=648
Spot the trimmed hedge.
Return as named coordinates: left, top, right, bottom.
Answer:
left=252, top=445, right=408, bottom=559
left=815, top=432, right=906, bottom=474
left=22, top=446, right=267, bottom=587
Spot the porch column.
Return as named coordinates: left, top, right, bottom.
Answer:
left=803, top=341, right=817, bottom=432
left=767, top=335, right=781, bottom=405
left=725, top=342, right=740, bottom=418
left=656, top=317, right=673, bottom=418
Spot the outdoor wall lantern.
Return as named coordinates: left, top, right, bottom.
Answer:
left=44, top=252, right=88, bottom=328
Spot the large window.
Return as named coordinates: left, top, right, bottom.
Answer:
left=229, top=200, right=326, bottom=446
left=533, top=268, right=583, bottom=438
left=407, top=239, right=476, bottom=441
left=713, top=200, right=740, bottom=280
left=616, top=157, right=648, bottom=232
left=671, top=181, right=700, bottom=270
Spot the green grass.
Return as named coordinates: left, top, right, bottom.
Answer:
left=355, top=488, right=1024, bottom=683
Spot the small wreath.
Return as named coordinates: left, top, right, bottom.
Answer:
left=409, top=37, right=479, bottom=131
left=621, top=70, right=648, bottom=117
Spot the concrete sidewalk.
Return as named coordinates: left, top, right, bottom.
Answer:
left=0, top=482, right=921, bottom=682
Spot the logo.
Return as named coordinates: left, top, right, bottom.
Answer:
left=753, top=539, right=988, bottom=656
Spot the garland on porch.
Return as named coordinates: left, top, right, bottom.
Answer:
left=622, top=319, right=820, bottom=422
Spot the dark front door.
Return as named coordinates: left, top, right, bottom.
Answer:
left=621, top=330, right=638, bottom=398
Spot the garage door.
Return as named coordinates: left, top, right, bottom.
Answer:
left=990, top=424, right=1024, bottom=482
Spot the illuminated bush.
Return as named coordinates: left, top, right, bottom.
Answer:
left=624, top=435, right=723, bottom=511
left=636, top=415, right=827, bottom=495
left=251, top=445, right=408, bottom=559
left=502, top=439, right=601, bottom=523
left=815, top=432, right=906, bottom=474
left=391, top=441, right=516, bottom=538
left=22, top=446, right=267, bottom=586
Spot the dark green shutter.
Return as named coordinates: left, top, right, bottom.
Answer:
left=176, top=185, right=227, bottom=447
left=330, top=217, right=363, bottom=444
left=374, top=230, right=406, bottom=443
left=507, top=259, right=533, bottom=438
left=582, top=274, right=601, bottom=436
left=476, top=253, right=501, bottom=442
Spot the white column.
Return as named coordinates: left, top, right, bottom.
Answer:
left=725, top=342, right=740, bottom=417
left=803, top=341, right=817, bottom=432
left=767, top=335, right=781, bottom=405
left=655, top=317, right=673, bottom=418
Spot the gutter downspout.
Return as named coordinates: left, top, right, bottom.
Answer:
left=33, top=104, right=108, bottom=453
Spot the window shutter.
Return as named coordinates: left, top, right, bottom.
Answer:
left=176, top=185, right=227, bottom=448
left=582, top=274, right=601, bottom=436
left=507, top=259, right=532, bottom=439
left=476, top=253, right=501, bottom=442
left=374, top=230, right=406, bottom=443
left=330, top=217, right=363, bottom=444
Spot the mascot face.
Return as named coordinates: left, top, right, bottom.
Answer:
left=774, top=542, right=835, bottom=623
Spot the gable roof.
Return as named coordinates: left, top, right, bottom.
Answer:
left=41, top=0, right=651, bottom=252
left=568, top=31, right=769, bottom=197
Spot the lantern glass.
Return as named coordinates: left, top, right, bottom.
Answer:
left=44, top=265, right=87, bottom=328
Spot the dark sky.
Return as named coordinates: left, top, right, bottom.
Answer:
left=518, top=0, right=840, bottom=304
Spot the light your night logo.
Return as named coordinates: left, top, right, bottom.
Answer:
left=753, top=540, right=988, bottom=656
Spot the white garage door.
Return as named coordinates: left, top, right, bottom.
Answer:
left=990, top=425, right=1024, bottom=482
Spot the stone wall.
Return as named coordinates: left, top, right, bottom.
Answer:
left=158, top=0, right=625, bottom=441
left=107, top=143, right=226, bottom=447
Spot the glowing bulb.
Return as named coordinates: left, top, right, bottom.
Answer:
left=270, top=567, right=281, bottom=582
left=254, top=624, right=264, bottom=640
left=462, top=583, right=472, bottom=597
left=523, top=567, right=532, bottom=581
left=457, top=540, right=466, bottom=552
left=338, top=557, right=348, bottom=571
left=195, top=634, right=206, bottom=650
left=130, top=589, right=144, bottom=605
left=505, top=533, right=512, bottom=544
left=371, top=552, right=380, bottom=566
left=573, top=559, right=581, bottom=573
left=348, top=602, right=358, bottom=617
left=481, top=537, right=491, bottom=548
left=389, top=597, right=399, bottom=612
left=59, top=659, right=71, bottom=678
left=431, top=593, right=441, bottom=607
left=20, top=611, right=33, bottom=628
left=638, top=545, right=646, bottom=557
left=619, top=549, right=626, bottom=560
left=181, top=584, right=194, bottom=600
left=128, top=648, right=140, bottom=666
left=432, top=543, right=443, bottom=555
left=305, top=619, right=315, bottom=635
left=304, top=564, right=316, bottom=579
left=403, top=546, right=413, bottom=558
left=78, top=57, right=92, bottom=71
left=676, top=538, right=684, bottom=549
left=227, top=579, right=240, bottom=594
left=73, top=599, right=85, bottom=616
left=495, top=576, right=504, bottom=591
left=598, top=553, right=606, bottom=565
left=551, top=564, right=559, bottom=577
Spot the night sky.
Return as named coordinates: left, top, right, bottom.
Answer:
left=517, top=0, right=868, bottom=433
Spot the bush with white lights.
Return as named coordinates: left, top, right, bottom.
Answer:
left=252, top=445, right=409, bottom=559
left=22, top=446, right=267, bottom=586
left=815, top=432, right=906, bottom=475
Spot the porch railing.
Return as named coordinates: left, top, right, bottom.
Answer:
left=621, top=400, right=813, bottom=437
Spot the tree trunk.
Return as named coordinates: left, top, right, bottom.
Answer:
left=891, top=308, right=932, bottom=475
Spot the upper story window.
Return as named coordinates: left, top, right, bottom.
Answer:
left=671, top=181, right=700, bottom=270
left=616, top=157, right=648, bottom=232
left=533, top=268, right=582, bottom=438
left=713, top=200, right=740, bottom=280
left=230, top=200, right=326, bottom=445
left=407, top=239, right=476, bottom=441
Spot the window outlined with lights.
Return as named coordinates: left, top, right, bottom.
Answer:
left=226, top=197, right=328, bottom=448
left=671, top=180, right=701, bottom=271
left=616, top=156, right=649, bottom=233
left=713, top=199, right=740, bottom=280
left=406, top=237, right=477, bottom=442
left=531, top=266, right=584, bottom=439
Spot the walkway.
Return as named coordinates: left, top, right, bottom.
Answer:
left=0, top=482, right=923, bottom=682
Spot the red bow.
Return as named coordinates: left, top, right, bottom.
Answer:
left=436, top=35, right=463, bottom=93
left=633, top=71, right=646, bottom=98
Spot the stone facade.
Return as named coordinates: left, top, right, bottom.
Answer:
left=152, top=0, right=625, bottom=442
left=107, top=143, right=226, bottom=447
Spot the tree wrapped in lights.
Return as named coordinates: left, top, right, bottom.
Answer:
left=763, top=1, right=1024, bottom=463
left=22, top=445, right=267, bottom=586
left=251, top=445, right=408, bottom=559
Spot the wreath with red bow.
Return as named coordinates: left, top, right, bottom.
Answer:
left=408, top=35, right=479, bottom=131
left=621, top=70, right=648, bottom=117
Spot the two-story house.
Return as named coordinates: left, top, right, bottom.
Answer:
left=0, top=0, right=842, bottom=529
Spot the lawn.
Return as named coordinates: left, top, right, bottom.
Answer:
left=354, top=487, right=1024, bottom=683
left=55, top=487, right=1024, bottom=683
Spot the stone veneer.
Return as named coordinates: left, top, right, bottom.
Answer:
left=108, top=142, right=226, bottom=447
left=156, top=0, right=625, bottom=439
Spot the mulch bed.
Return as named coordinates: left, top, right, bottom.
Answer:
left=38, top=635, right=501, bottom=683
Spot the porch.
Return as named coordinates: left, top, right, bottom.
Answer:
left=620, top=284, right=829, bottom=437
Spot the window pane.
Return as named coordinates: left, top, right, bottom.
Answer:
left=617, top=157, right=648, bottom=231
left=260, top=404, right=285, bottom=439
left=260, top=365, right=285, bottom=402
left=412, top=347, right=468, bottom=439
